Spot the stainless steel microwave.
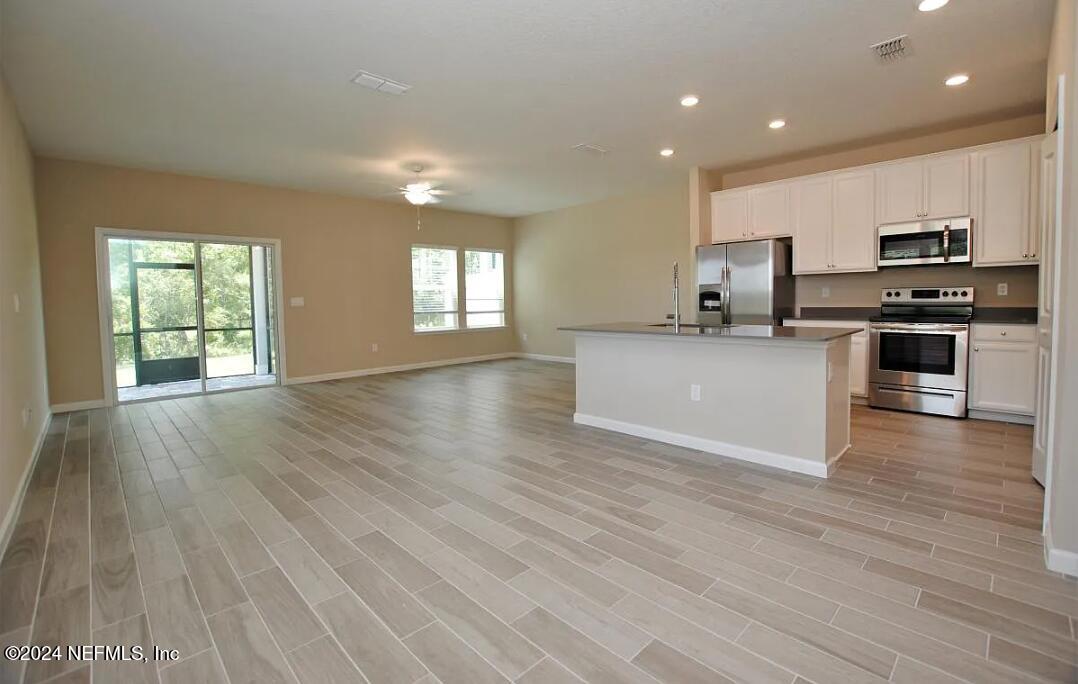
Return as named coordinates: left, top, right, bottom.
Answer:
left=877, top=217, right=971, bottom=267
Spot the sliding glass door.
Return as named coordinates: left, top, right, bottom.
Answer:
left=105, top=235, right=279, bottom=402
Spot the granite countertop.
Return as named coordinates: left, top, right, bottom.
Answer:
left=790, top=306, right=1038, bottom=324
left=559, top=322, right=861, bottom=342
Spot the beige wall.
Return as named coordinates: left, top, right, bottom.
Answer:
left=0, top=74, right=50, bottom=538
left=713, top=112, right=1045, bottom=190
left=1044, top=0, right=1078, bottom=568
left=796, top=265, right=1039, bottom=310
left=513, top=180, right=690, bottom=359
left=34, top=159, right=516, bottom=406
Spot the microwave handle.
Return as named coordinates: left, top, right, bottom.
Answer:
left=942, top=223, right=950, bottom=262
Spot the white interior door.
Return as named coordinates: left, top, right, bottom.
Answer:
left=1032, top=132, right=1058, bottom=487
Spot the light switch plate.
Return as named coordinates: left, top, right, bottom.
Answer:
left=12, top=293, right=20, bottom=313
left=821, top=286, right=830, bottom=299
left=290, top=296, right=305, bottom=307
left=997, top=283, right=1008, bottom=296
left=690, top=384, right=701, bottom=402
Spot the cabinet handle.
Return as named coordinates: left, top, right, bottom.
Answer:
left=1000, top=331, right=1007, bottom=336
left=1023, top=253, right=1028, bottom=258
left=974, top=347, right=979, bottom=352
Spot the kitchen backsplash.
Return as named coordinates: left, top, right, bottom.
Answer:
left=795, top=264, right=1038, bottom=311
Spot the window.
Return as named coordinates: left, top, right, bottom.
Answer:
left=412, top=246, right=458, bottom=331
left=465, top=249, right=505, bottom=328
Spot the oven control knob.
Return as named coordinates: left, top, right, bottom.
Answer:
left=886, top=292, right=893, bottom=297
left=942, top=291, right=949, bottom=297
left=960, top=290, right=968, bottom=297
left=951, top=290, right=959, bottom=297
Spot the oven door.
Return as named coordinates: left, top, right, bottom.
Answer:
left=877, top=219, right=970, bottom=267
left=869, top=322, right=969, bottom=392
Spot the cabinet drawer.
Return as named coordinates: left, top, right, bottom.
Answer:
left=972, top=324, right=1035, bottom=343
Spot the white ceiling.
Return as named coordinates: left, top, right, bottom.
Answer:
left=0, top=0, right=1054, bottom=217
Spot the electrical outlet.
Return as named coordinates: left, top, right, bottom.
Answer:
left=371, top=343, right=378, bottom=352
left=997, top=283, right=1008, bottom=297
left=690, top=384, right=701, bottom=402
left=12, top=293, right=20, bottom=314
left=522, top=332, right=528, bottom=342
left=21, top=407, right=31, bottom=428
left=821, top=286, right=830, bottom=299
left=289, top=296, right=305, bottom=307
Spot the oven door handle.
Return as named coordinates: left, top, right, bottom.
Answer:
left=942, top=223, right=950, bottom=262
left=870, top=323, right=969, bottom=334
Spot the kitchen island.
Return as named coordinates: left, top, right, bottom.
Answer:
left=559, top=322, right=862, bottom=477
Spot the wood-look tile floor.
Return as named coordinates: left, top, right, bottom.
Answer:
left=2, top=359, right=1075, bottom=684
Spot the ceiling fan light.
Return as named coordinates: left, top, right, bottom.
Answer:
left=405, top=189, right=433, bottom=205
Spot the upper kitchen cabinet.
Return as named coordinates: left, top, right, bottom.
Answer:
left=711, top=182, right=791, bottom=242
left=830, top=170, right=876, bottom=272
left=792, top=170, right=875, bottom=274
left=875, top=152, right=969, bottom=224
left=711, top=189, right=750, bottom=242
left=972, top=139, right=1038, bottom=266
left=748, top=182, right=791, bottom=238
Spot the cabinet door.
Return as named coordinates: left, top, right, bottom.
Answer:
left=849, top=333, right=868, bottom=397
left=876, top=160, right=924, bottom=224
left=923, top=153, right=970, bottom=219
left=749, top=183, right=791, bottom=238
left=970, top=341, right=1037, bottom=414
left=830, top=170, right=877, bottom=272
left=791, top=177, right=832, bottom=273
left=973, top=143, right=1031, bottom=266
left=711, top=190, right=750, bottom=242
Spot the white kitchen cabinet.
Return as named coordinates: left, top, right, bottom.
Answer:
left=829, top=170, right=876, bottom=272
left=749, top=183, right=791, bottom=238
left=924, top=154, right=970, bottom=219
left=876, top=152, right=969, bottom=224
left=792, top=171, right=875, bottom=274
left=969, top=324, right=1036, bottom=415
left=782, top=319, right=868, bottom=396
left=972, top=139, right=1038, bottom=266
left=711, top=189, right=750, bottom=242
left=876, top=159, right=924, bottom=225
left=791, top=176, right=832, bottom=273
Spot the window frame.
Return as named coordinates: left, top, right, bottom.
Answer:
left=410, top=244, right=508, bottom=334
left=411, top=244, right=461, bottom=334
left=463, top=247, right=507, bottom=330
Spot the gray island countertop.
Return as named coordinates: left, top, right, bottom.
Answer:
left=559, top=322, right=861, bottom=342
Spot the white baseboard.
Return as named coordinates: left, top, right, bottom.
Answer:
left=968, top=409, right=1034, bottom=425
left=0, top=411, right=52, bottom=558
left=1044, top=526, right=1078, bottom=577
left=284, top=352, right=518, bottom=385
left=517, top=353, right=575, bottom=364
left=573, top=412, right=831, bottom=478
left=50, top=399, right=107, bottom=413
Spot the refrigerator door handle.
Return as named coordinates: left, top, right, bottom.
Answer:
left=722, top=265, right=731, bottom=325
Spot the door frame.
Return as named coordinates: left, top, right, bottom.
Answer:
left=94, top=226, right=288, bottom=406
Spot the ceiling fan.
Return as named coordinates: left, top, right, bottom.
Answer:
left=390, top=165, right=457, bottom=230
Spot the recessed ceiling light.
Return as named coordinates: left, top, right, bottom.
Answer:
left=768, top=119, right=786, bottom=129
left=918, top=0, right=949, bottom=11
left=660, top=148, right=675, bottom=157
left=680, top=95, right=700, bottom=107
left=945, top=73, right=969, bottom=86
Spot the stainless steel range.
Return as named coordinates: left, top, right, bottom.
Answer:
left=868, top=287, right=973, bottom=418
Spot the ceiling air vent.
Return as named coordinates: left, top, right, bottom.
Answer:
left=350, top=70, right=411, bottom=95
left=870, top=35, right=911, bottom=63
left=572, top=143, right=609, bottom=156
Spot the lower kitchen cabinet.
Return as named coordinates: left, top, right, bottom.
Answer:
left=782, top=319, right=868, bottom=396
left=968, top=324, right=1036, bottom=415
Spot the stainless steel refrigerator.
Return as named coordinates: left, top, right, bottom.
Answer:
left=696, top=239, right=794, bottom=325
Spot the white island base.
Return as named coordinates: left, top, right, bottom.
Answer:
left=567, top=327, right=855, bottom=478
